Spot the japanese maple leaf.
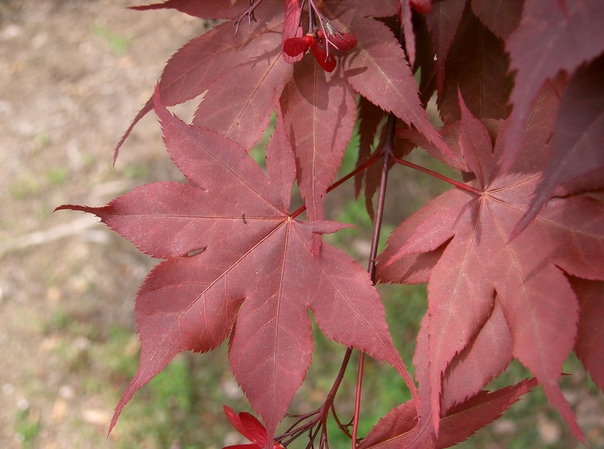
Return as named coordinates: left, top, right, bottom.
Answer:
left=58, top=87, right=413, bottom=440
left=377, top=90, right=604, bottom=441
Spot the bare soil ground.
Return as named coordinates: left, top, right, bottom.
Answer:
left=0, top=1, right=222, bottom=448
left=1, top=2, right=603, bottom=449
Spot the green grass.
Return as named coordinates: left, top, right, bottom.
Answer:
left=14, top=406, right=41, bottom=449
left=91, top=22, right=131, bottom=55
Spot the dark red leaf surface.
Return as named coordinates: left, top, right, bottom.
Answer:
left=573, top=278, right=604, bottom=391
left=400, top=0, right=417, bottom=67
left=116, top=1, right=291, bottom=158
left=60, top=87, right=412, bottom=439
left=345, top=16, right=452, bottom=160
left=190, top=24, right=293, bottom=149
left=471, top=0, right=523, bottom=40
left=378, top=91, right=604, bottom=441
left=503, top=0, right=604, bottom=167
left=281, top=56, right=356, bottom=221
left=57, top=1, right=604, bottom=446
left=438, top=9, right=513, bottom=121
left=360, top=380, right=538, bottom=449
left=426, top=0, right=466, bottom=97
left=516, top=56, right=604, bottom=233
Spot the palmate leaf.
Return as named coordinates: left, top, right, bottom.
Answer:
left=377, top=89, right=604, bottom=441
left=58, top=88, right=412, bottom=440
left=118, top=0, right=451, bottom=230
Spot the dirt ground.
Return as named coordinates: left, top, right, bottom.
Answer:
left=1, top=1, right=603, bottom=449
left=0, top=1, right=218, bottom=447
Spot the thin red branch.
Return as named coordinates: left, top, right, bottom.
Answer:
left=391, top=156, right=483, bottom=196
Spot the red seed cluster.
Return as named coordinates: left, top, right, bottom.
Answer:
left=283, top=30, right=357, bottom=72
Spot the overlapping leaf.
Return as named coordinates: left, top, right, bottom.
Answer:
left=516, top=55, right=604, bottom=232
left=471, top=0, right=523, bottom=40
left=573, top=278, right=604, bottom=391
left=437, top=8, right=513, bottom=121
left=377, top=90, right=604, bottom=441
left=425, top=0, right=466, bottom=97
left=115, top=0, right=290, bottom=157
left=280, top=56, right=357, bottom=223
left=359, top=311, right=537, bottom=449
left=503, top=0, right=604, bottom=167
left=59, top=88, right=412, bottom=440
left=344, top=15, right=451, bottom=160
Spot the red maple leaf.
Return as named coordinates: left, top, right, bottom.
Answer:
left=377, top=89, right=604, bottom=442
left=58, top=87, right=414, bottom=439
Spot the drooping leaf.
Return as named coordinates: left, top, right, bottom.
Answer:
left=515, top=55, right=604, bottom=233
left=191, top=20, right=293, bottom=149
left=399, top=0, right=417, bottom=67
left=115, top=0, right=290, bottom=157
left=355, top=97, right=388, bottom=219
left=280, top=56, right=356, bottom=222
left=425, top=0, right=466, bottom=97
left=503, top=0, right=604, bottom=168
left=361, top=334, right=537, bottom=449
left=360, top=311, right=534, bottom=449
left=60, top=87, right=412, bottom=440
left=440, top=298, right=513, bottom=413
left=345, top=16, right=452, bottom=160
left=438, top=8, right=513, bottom=122
left=412, top=12, right=437, bottom=106
left=378, top=91, right=604, bottom=441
